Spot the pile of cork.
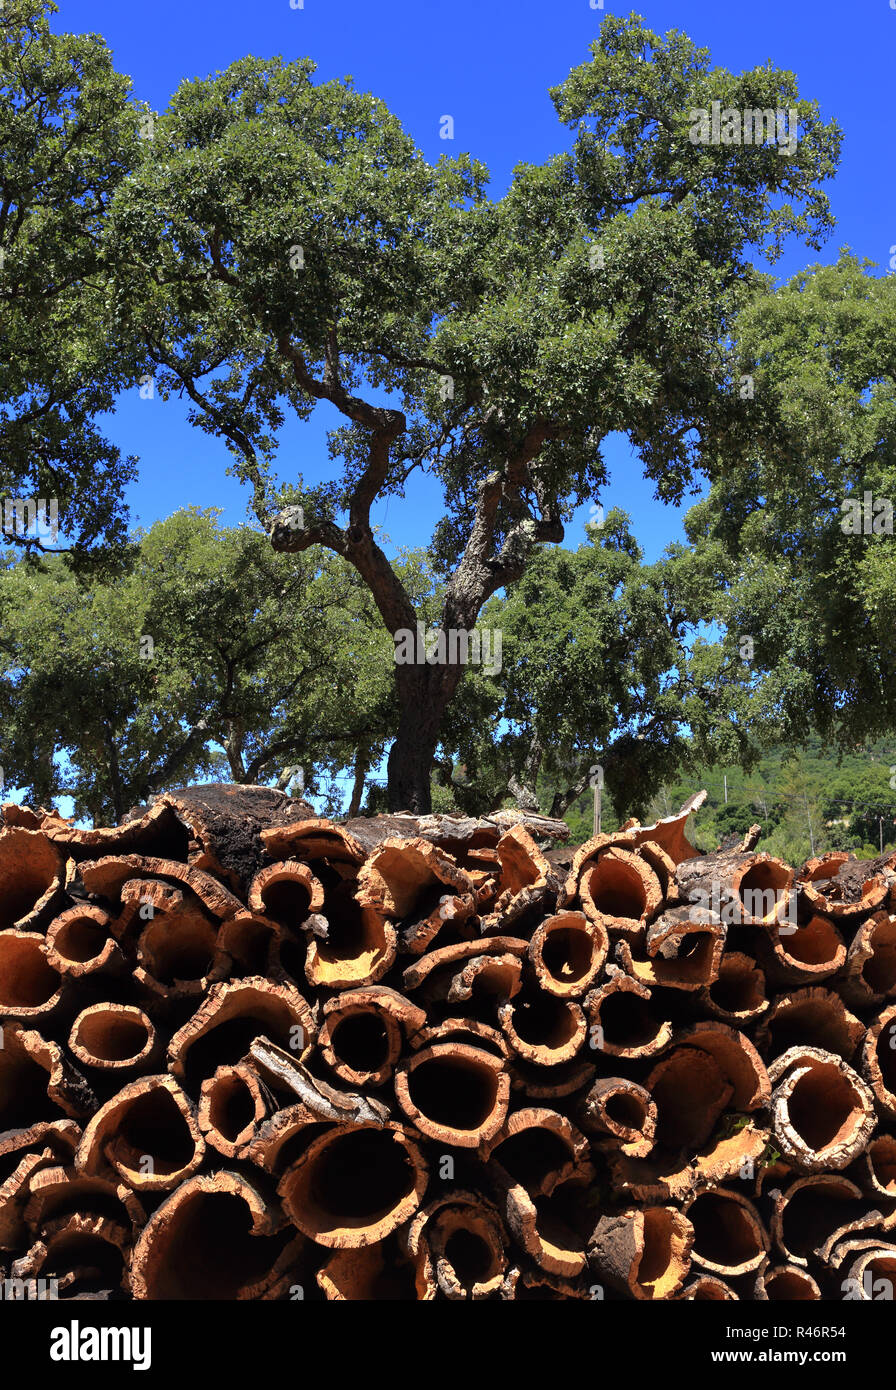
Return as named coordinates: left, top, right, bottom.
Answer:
left=1, top=783, right=895, bottom=1301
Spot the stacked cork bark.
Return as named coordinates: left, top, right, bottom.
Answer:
left=2, top=783, right=896, bottom=1301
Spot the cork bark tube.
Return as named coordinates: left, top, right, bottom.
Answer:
left=277, top=1121, right=428, bottom=1248
left=683, top=1189, right=769, bottom=1276
left=68, top=1004, right=158, bottom=1074
left=129, top=1171, right=303, bottom=1299
left=576, top=1076, right=657, bottom=1157
left=527, top=912, right=607, bottom=998
left=589, top=1207, right=693, bottom=1299
left=769, top=1046, right=876, bottom=1172
left=394, top=1042, right=509, bottom=1147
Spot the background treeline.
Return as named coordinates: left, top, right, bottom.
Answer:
left=4, top=505, right=894, bottom=860
left=557, top=737, right=896, bottom=858
left=2, top=4, right=894, bottom=830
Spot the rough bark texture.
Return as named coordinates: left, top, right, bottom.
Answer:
left=1, top=788, right=895, bottom=1299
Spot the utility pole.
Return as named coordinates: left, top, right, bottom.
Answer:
left=723, top=773, right=728, bottom=805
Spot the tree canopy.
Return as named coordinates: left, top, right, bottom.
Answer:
left=439, top=509, right=771, bottom=821
left=102, top=11, right=841, bottom=810
left=680, top=252, right=896, bottom=753
left=0, top=510, right=396, bottom=821
left=0, top=0, right=140, bottom=561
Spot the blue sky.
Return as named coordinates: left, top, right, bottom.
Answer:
left=59, top=0, right=896, bottom=565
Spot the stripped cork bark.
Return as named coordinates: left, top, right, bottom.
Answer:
left=0, top=787, right=893, bottom=1300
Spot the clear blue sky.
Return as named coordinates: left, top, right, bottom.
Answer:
left=61, top=0, right=895, bottom=563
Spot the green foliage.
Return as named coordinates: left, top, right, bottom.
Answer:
left=443, top=510, right=767, bottom=821
left=0, top=1, right=141, bottom=561
left=0, top=509, right=396, bottom=821
left=682, top=253, right=896, bottom=756
left=633, top=737, right=896, bottom=862
left=98, top=13, right=841, bottom=810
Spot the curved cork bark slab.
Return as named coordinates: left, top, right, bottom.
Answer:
left=480, top=826, right=561, bottom=934
left=167, top=978, right=316, bottom=1084
left=683, top=1188, right=769, bottom=1276
left=862, top=1001, right=896, bottom=1119
left=0, top=1147, right=60, bottom=1249
left=676, top=1275, right=738, bottom=1300
left=588, top=1206, right=693, bottom=1299
left=33, top=800, right=187, bottom=864
left=438, top=952, right=523, bottom=1006
left=248, top=859, right=324, bottom=925
left=130, top=1169, right=304, bottom=1299
left=481, top=1106, right=593, bottom=1196
left=0, top=827, right=65, bottom=931
left=75, top=1074, right=205, bottom=1192
left=729, top=854, right=794, bottom=927
left=427, top=1202, right=509, bottom=1300
left=667, top=1022, right=770, bottom=1111
left=320, top=998, right=403, bottom=1088
left=134, top=898, right=225, bottom=1001
left=0, top=1025, right=95, bottom=1128
left=303, top=872, right=399, bottom=987
left=607, top=1119, right=770, bottom=1204
left=277, top=1121, right=428, bottom=1248
left=769, top=1046, right=876, bottom=1173
left=768, top=1175, right=864, bottom=1269
left=0, top=929, right=65, bottom=1023
left=215, top=911, right=282, bottom=978
left=358, top=836, right=472, bottom=915
left=198, top=1062, right=273, bottom=1159
left=32, top=785, right=315, bottom=887
left=402, top=936, right=528, bottom=991
left=495, top=1170, right=591, bottom=1278
left=498, top=993, right=587, bottom=1067
left=508, top=1055, right=596, bottom=1101
left=78, top=854, right=243, bottom=921
left=754, top=1263, right=821, bottom=1300
left=317, top=1234, right=430, bottom=1301
left=626, top=793, right=707, bottom=865
left=562, top=830, right=645, bottom=904
left=645, top=1048, right=734, bottom=1152
left=409, top=1016, right=508, bottom=1058
left=260, top=817, right=365, bottom=867
left=510, top=1269, right=589, bottom=1300
left=528, top=912, right=607, bottom=998
left=112, top=877, right=188, bottom=946
left=23, top=1164, right=146, bottom=1240
left=798, top=852, right=889, bottom=922
left=320, top=986, right=425, bottom=1087
left=17, top=1209, right=132, bottom=1284
left=401, top=1188, right=508, bottom=1299
left=841, top=911, right=896, bottom=1008
left=578, top=849, right=662, bottom=944
left=756, top=988, right=864, bottom=1065
left=631, top=905, right=725, bottom=992
left=584, top=972, right=672, bottom=1060
left=45, top=905, right=125, bottom=980
left=395, top=1041, right=509, bottom=1148
left=756, top=912, right=846, bottom=986
left=68, top=1005, right=158, bottom=1075
left=576, top=1076, right=657, bottom=1157
left=846, top=1242, right=896, bottom=1297
left=700, top=951, right=767, bottom=1024
left=851, top=1133, right=896, bottom=1201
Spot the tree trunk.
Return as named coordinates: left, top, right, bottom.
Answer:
left=348, top=746, right=370, bottom=818
left=386, top=668, right=457, bottom=813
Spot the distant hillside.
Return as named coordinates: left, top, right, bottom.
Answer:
left=556, top=736, right=896, bottom=862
